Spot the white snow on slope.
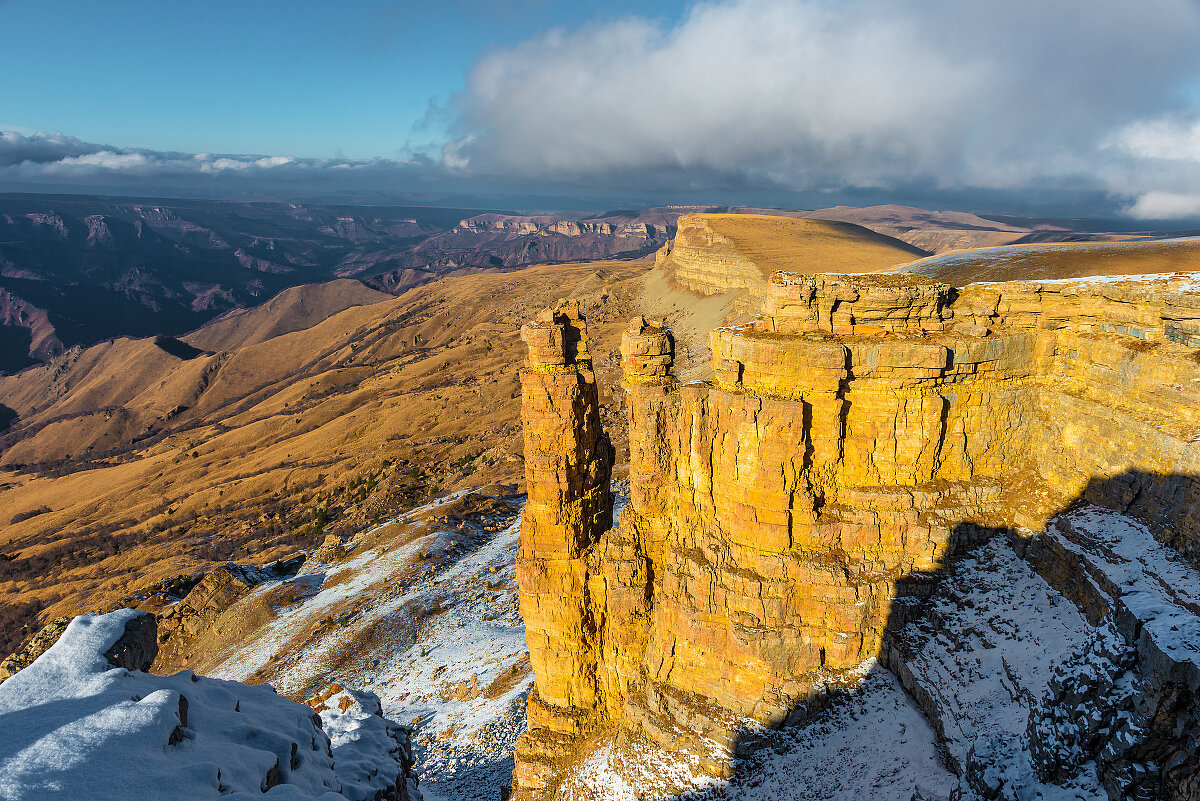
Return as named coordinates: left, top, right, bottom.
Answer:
left=0, top=610, right=414, bottom=801
left=554, top=659, right=954, bottom=801
left=1052, top=505, right=1200, bottom=669
left=890, top=535, right=1110, bottom=800
left=892, top=536, right=1094, bottom=764
left=207, top=489, right=532, bottom=801
left=972, top=270, right=1200, bottom=289
left=897, top=237, right=1200, bottom=290
left=684, top=662, right=955, bottom=801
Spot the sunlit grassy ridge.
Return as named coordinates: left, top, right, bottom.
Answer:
left=902, top=237, right=1200, bottom=284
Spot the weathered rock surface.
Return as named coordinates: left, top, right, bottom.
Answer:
left=513, top=269, right=1200, bottom=799
left=513, top=300, right=615, bottom=797
left=0, top=616, right=73, bottom=684
left=152, top=556, right=304, bottom=673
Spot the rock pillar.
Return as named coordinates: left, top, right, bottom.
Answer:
left=513, top=300, right=613, bottom=800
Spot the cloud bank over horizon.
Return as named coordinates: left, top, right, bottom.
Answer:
left=442, top=0, right=1200, bottom=218
left=0, top=130, right=436, bottom=196
left=5, top=0, right=1200, bottom=219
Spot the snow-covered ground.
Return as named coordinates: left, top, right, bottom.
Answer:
left=558, top=659, right=954, bottom=801
left=0, top=610, right=416, bottom=801
left=682, top=662, right=955, bottom=801
left=890, top=536, right=1094, bottom=766
left=206, top=489, right=532, bottom=801
left=887, top=534, right=1110, bottom=800
left=1052, top=505, right=1200, bottom=671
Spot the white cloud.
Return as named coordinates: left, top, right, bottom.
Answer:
left=6, top=1, right=1200, bottom=217
left=1108, top=115, right=1200, bottom=162
left=0, top=130, right=423, bottom=192
left=1124, top=191, right=1200, bottom=220
left=444, top=0, right=1200, bottom=203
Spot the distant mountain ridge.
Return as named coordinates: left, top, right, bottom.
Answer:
left=0, top=195, right=704, bottom=374
left=2, top=194, right=1188, bottom=376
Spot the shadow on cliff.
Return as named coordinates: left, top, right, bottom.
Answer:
left=698, top=469, right=1200, bottom=801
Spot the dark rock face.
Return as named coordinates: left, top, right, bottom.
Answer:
left=101, top=611, right=158, bottom=672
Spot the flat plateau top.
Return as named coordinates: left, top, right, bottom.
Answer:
left=680, top=213, right=928, bottom=277
left=901, top=237, right=1200, bottom=285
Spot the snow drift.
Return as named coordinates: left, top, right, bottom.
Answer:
left=0, top=609, right=419, bottom=801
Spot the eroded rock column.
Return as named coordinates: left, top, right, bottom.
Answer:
left=513, top=300, right=613, bottom=800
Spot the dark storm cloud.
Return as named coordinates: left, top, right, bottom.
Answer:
left=0, top=131, right=111, bottom=166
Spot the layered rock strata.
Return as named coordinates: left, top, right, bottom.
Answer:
left=513, top=272, right=1200, bottom=800
left=514, top=301, right=615, bottom=797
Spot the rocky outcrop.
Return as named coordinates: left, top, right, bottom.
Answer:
left=0, top=616, right=72, bottom=684
left=0, top=610, right=157, bottom=685
left=513, top=270, right=1200, bottom=799
left=513, top=300, right=615, bottom=797
left=101, top=609, right=159, bottom=671
left=655, top=215, right=773, bottom=295
left=308, top=683, right=421, bottom=801
left=152, top=557, right=303, bottom=673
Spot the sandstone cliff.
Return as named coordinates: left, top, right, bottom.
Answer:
left=514, top=270, right=1200, bottom=799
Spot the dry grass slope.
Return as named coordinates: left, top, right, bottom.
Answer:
left=699, top=213, right=928, bottom=275
left=184, top=279, right=392, bottom=352
left=0, top=260, right=651, bottom=651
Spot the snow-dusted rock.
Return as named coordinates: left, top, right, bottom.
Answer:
left=889, top=506, right=1200, bottom=801
left=0, top=609, right=420, bottom=801
left=308, top=683, right=419, bottom=801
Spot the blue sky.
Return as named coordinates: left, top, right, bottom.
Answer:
left=2, top=0, right=1200, bottom=218
left=0, top=0, right=686, bottom=159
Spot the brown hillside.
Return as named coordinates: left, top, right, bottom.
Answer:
left=0, top=260, right=655, bottom=651
left=184, top=279, right=392, bottom=352
left=798, top=204, right=1032, bottom=253
left=659, top=213, right=928, bottom=296
left=698, top=213, right=928, bottom=274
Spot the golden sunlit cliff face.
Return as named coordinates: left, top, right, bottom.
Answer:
left=0, top=261, right=652, bottom=653
left=512, top=268, right=1200, bottom=799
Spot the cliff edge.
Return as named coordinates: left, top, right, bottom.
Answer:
left=513, top=269, right=1200, bottom=800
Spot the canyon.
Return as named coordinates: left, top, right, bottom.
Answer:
left=0, top=195, right=683, bottom=374
left=514, top=249, right=1200, bottom=798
